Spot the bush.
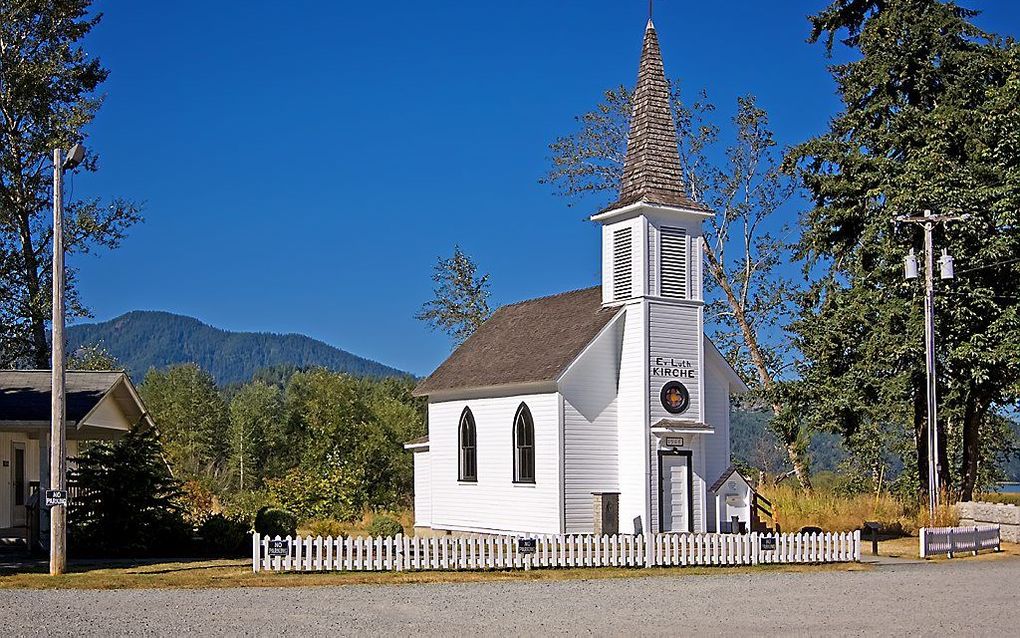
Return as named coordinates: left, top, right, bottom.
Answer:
left=199, top=513, right=250, bottom=556
left=304, top=518, right=347, bottom=538
left=367, top=514, right=403, bottom=537
left=222, top=490, right=277, bottom=528
left=254, top=506, right=297, bottom=538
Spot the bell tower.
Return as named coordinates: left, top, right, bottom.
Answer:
left=595, top=18, right=713, bottom=535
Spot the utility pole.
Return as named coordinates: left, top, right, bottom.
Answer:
left=897, top=209, right=965, bottom=520
left=50, top=144, right=84, bottom=576
left=50, top=147, right=67, bottom=575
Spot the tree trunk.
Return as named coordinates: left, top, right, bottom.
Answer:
left=959, top=386, right=987, bottom=501
left=913, top=380, right=929, bottom=501
left=703, top=244, right=812, bottom=493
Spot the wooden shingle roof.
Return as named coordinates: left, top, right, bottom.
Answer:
left=414, top=287, right=620, bottom=396
left=608, top=20, right=708, bottom=213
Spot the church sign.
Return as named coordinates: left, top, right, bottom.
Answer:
left=649, top=357, right=696, bottom=379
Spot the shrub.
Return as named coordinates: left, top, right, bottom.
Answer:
left=254, top=506, right=297, bottom=538
left=222, top=490, right=277, bottom=528
left=199, top=513, right=250, bottom=556
left=179, top=480, right=218, bottom=526
left=304, top=518, right=347, bottom=538
left=367, top=514, right=404, bottom=537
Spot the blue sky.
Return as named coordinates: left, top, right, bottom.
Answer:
left=70, top=1, right=1020, bottom=376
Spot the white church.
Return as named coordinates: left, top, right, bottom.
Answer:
left=408, top=19, right=750, bottom=537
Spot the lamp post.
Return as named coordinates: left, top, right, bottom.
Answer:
left=50, top=143, right=84, bottom=576
left=897, top=209, right=965, bottom=520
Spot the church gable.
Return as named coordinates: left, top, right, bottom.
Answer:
left=414, top=287, right=621, bottom=397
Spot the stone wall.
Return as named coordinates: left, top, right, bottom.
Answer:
left=956, top=501, right=1020, bottom=543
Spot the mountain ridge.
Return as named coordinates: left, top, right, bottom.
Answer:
left=67, top=310, right=410, bottom=384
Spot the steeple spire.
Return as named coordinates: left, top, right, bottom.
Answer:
left=610, top=19, right=701, bottom=211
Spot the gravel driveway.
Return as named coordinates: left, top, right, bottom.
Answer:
left=1, top=558, right=1017, bottom=636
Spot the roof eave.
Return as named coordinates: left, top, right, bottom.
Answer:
left=591, top=200, right=714, bottom=224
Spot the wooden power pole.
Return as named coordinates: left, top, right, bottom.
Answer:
left=50, top=147, right=67, bottom=575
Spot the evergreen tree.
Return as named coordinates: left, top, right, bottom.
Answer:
left=788, top=0, right=1020, bottom=499
left=0, top=0, right=141, bottom=368
left=68, top=426, right=190, bottom=557
left=416, top=246, right=492, bottom=346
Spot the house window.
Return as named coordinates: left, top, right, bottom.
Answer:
left=513, top=403, right=535, bottom=483
left=459, top=407, right=477, bottom=482
left=612, top=227, right=633, bottom=300
left=660, top=226, right=688, bottom=299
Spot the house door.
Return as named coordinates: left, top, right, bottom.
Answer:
left=11, top=442, right=27, bottom=527
left=659, top=451, right=692, bottom=533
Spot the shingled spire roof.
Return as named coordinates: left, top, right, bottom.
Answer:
left=609, top=20, right=706, bottom=212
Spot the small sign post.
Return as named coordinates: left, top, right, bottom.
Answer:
left=518, top=537, right=537, bottom=571
left=44, top=489, right=68, bottom=508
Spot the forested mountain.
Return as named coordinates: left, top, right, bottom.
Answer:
left=67, top=311, right=409, bottom=384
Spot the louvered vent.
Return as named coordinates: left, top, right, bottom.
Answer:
left=612, top=228, right=633, bottom=300
left=660, top=226, right=688, bottom=299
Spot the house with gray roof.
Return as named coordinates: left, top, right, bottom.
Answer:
left=0, top=370, right=151, bottom=534
left=408, top=19, right=747, bottom=537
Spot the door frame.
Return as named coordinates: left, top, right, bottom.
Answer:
left=657, top=449, right=693, bottom=533
left=11, top=441, right=27, bottom=527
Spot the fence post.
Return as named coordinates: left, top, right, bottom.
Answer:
left=947, top=528, right=954, bottom=559
left=252, top=532, right=261, bottom=573
left=853, top=530, right=861, bottom=562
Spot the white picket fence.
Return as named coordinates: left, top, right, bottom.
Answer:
left=919, top=525, right=1000, bottom=558
left=252, top=530, right=861, bottom=572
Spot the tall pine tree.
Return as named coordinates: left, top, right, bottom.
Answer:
left=788, top=0, right=1020, bottom=499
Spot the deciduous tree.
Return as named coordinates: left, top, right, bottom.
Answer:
left=0, top=0, right=141, bottom=368
left=416, top=246, right=492, bottom=347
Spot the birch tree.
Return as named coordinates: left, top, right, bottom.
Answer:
left=543, top=86, right=812, bottom=490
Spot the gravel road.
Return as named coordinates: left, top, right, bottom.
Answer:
left=2, top=558, right=1017, bottom=636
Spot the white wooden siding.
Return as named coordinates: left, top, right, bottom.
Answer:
left=648, top=302, right=702, bottom=423
left=559, top=316, right=622, bottom=533
left=703, top=345, right=733, bottom=532
left=617, top=303, right=649, bottom=534
left=0, top=433, right=40, bottom=529
left=427, top=393, right=561, bottom=535
left=412, top=450, right=431, bottom=528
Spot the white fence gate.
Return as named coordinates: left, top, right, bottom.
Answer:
left=252, top=531, right=860, bottom=573
left=919, top=525, right=1000, bottom=558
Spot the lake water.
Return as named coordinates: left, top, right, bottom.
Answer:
left=994, top=483, right=1020, bottom=493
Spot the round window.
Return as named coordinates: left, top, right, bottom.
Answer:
left=660, top=381, right=690, bottom=414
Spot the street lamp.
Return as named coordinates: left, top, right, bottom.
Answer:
left=50, top=142, right=84, bottom=576
left=897, top=209, right=966, bottom=521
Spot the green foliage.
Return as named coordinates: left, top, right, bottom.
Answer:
left=254, top=507, right=297, bottom=538
left=68, top=427, right=191, bottom=557
left=416, top=246, right=492, bottom=346
left=139, top=364, right=230, bottom=483
left=788, top=0, right=1020, bottom=499
left=67, top=342, right=120, bottom=370
left=304, top=518, right=347, bottom=538
left=221, top=490, right=278, bottom=528
left=66, top=311, right=409, bottom=385
left=367, top=514, right=404, bottom=537
left=227, top=381, right=285, bottom=490
left=197, top=513, right=250, bottom=556
left=0, top=0, right=141, bottom=368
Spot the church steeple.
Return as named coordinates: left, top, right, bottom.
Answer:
left=610, top=19, right=701, bottom=211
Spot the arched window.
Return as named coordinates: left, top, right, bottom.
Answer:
left=459, top=407, right=477, bottom=482
left=513, top=403, right=535, bottom=483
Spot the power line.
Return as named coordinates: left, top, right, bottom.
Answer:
left=956, top=256, right=1020, bottom=275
